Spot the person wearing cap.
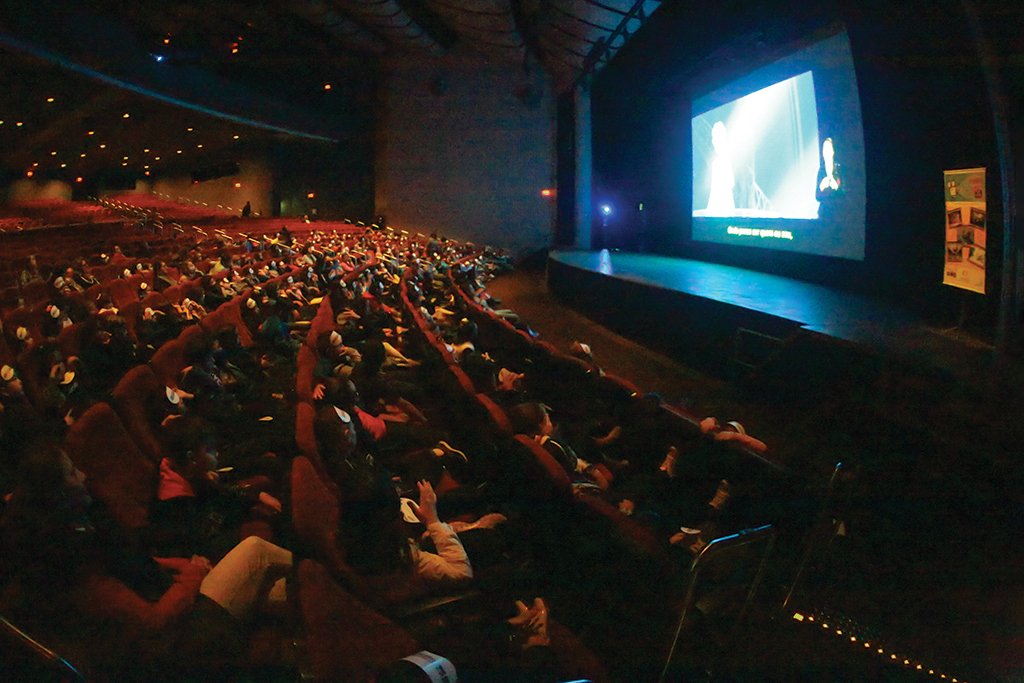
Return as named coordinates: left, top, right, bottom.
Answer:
left=136, top=305, right=183, bottom=355
left=41, top=302, right=74, bottom=338
left=0, top=364, right=48, bottom=486
left=72, top=259, right=99, bottom=289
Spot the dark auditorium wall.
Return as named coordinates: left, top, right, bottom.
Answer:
left=5, top=179, right=73, bottom=202
left=136, top=159, right=275, bottom=218
left=591, top=0, right=1013, bottom=335
left=375, top=51, right=555, bottom=254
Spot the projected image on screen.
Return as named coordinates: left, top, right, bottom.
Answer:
left=689, top=31, right=866, bottom=261
left=694, top=72, right=819, bottom=219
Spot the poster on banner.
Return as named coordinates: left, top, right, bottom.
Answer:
left=943, top=167, right=986, bottom=294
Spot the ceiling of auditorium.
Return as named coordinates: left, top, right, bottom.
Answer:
left=0, top=0, right=661, bottom=184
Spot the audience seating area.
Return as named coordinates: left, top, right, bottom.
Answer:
left=0, top=194, right=831, bottom=682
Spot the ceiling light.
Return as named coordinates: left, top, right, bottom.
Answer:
left=176, top=149, right=182, bottom=154
left=87, top=130, right=95, bottom=135
left=32, top=162, right=38, bottom=167
left=99, top=144, right=106, bottom=149
left=60, top=163, right=66, bottom=168
left=232, top=135, right=239, bottom=140
left=121, top=162, right=128, bottom=167
left=154, top=156, right=161, bottom=160
left=46, top=97, right=54, bottom=103
left=187, top=127, right=194, bottom=132
left=307, top=192, right=316, bottom=199
left=80, top=153, right=87, bottom=158
left=122, top=113, right=130, bottom=119
left=26, top=170, right=33, bottom=177
left=144, top=165, right=150, bottom=169
left=123, top=156, right=129, bottom=161
left=75, top=177, right=83, bottom=183
left=145, top=171, right=151, bottom=176
left=323, top=83, right=332, bottom=91
left=234, top=182, right=242, bottom=188
left=163, top=37, right=171, bottom=45
left=196, top=144, right=203, bottom=148
left=143, top=148, right=150, bottom=153
left=50, top=151, right=57, bottom=156
left=16, top=122, right=23, bottom=127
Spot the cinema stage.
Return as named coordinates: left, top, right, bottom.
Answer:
left=546, top=249, right=991, bottom=392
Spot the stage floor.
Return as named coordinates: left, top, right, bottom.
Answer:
left=550, top=249, right=923, bottom=349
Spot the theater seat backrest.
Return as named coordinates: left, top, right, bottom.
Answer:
left=111, top=365, right=164, bottom=462
left=64, top=402, right=156, bottom=529
left=296, top=345, right=316, bottom=401
left=512, top=434, right=573, bottom=498
left=475, top=393, right=512, bottom=436
left=297, top=559, right=421, bottom=683
left=290, top=456, right=342, bottom=565
left=56, top=322, right=87, bottom=360
left=149, top=338, right=186, bottom=387
left=295, top=401, right=323, bottom=472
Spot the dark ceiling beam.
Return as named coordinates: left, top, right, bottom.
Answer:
left=573, top=0, right=657, bottom=87
left=333, top=0, right=446, bottom=54
left=289, top=0, right=389, bottom=54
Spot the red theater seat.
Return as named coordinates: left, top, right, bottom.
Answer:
left=297, top=559, right=420, bottom=683
left=148, top=338, right=186, bottom=387
left=290, top=456, right=347, bottom=575
left=64, top=402, right=156, bottom=529
left=296, top=345, right=316, bottom=401
left=111, top=364, right=164, bottom=462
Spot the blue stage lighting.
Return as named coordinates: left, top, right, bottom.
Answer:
left=600, top=204, right=612, bottom=216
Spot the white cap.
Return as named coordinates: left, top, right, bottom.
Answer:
left=49, top=305, right=61, bottom=319
left=333, top=406, right=351, bottom=423
left=329, top=331, right=343, bottom=347
left=246, top=298, right=257, bottom=310
left=165, top=386, right=181, bottom=405
left=53, top=277, right=65, bottom=289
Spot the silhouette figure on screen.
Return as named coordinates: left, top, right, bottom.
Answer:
left=816, top=137, right=842, bottom=201
left=706, top=121, right=735, bottom=215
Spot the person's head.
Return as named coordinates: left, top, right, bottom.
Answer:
left=1, top=364, right=24, bottom=396
left=455, top=320, right=478, bottom=345
left=822, top=137, right=835, bottom=172
left=509, top=402, right=553, bottom=437
left=711, top=121, right=728, bottom=152
left=8, top=440, right=90, bottom=521
left=322, top=377, right=361, bottom=410
left=184, top=333, right=215, bottom=370
left=162, top=414, right=218, bottom=475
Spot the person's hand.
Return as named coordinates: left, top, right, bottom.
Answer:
left=312, top=383, right=325, bottom=401
left=189, top=555, right=213, bottom=574
left=507, top=598, right=550, bottom=649
left=258, top=491, right=283, bottom=514
left=410, top=480, right=440, bottom=525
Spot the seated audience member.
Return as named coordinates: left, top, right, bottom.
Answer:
left=150, top=415, right=282, bottom=560
left=0, top=443, right=293, bottom=678
left=509, top=401, right=611, bottom=491
left=18, top=254, right=44, bottom=286
left=0, top=365, right=48, bottom=490
left=342, top=476, right=473, bottom=585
